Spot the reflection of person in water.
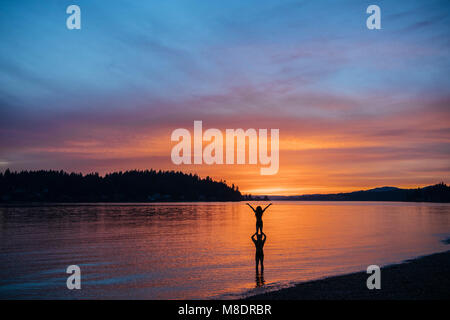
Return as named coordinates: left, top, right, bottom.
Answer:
left=251, top=232, right=266, bottom=274
left=246, top=203, right=272, bottom=233
left=255, top=269, right=265, bottom=287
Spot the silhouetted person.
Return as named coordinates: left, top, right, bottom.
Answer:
left=252, top=232, right=266, bottom=274
left=247, top=203, right=272, bottom=233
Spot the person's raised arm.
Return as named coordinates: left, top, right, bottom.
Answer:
left=246, top=203, right=256, bottom=212
left=251, top=233, right=257, bottom=243
left=262, top=232, right=267, bottom=244
left=262, top=203, right=272, bottom=213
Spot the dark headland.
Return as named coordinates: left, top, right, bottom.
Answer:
left=0, top=169, right=244, bottom=203
left=270, top=183, right=450, bottom=203
left=247, top=249, right=450, bottom=300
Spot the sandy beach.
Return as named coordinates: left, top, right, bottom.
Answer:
left=248, top=250, right=450, bottom=300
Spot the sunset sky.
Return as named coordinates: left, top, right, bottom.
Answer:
left=1, top=0, right=449, bottom=195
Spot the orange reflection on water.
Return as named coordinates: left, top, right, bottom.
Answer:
left=0, top=201, right=449, bottom=299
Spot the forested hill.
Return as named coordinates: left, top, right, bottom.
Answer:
left=0, top=169, right=243, bottom=202
left=272, top=183, right=450, bottom=203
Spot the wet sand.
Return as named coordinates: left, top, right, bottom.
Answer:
left=247, top=250, right=450, bottom=300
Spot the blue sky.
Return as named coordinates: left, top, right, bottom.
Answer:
left=1, top=0, right=448, bottom=112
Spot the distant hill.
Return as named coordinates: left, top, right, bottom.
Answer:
left=0, top=169, right=243, bottom=203
left=269, top=183, right=450, bottom=203
left=366, top=186, right=400, bottom=192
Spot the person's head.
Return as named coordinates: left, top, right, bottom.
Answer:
left=256, top=206, right=263, bottom=213
left=257, top=233, right=263, bottom=240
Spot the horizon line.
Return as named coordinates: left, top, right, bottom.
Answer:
left=1, top=168, right=446, bottom=197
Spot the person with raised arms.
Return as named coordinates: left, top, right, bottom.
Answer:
left=246, top=203, right=272, bottom=234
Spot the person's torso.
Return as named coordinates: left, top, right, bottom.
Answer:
left=255, top=240, right=264, bottom=252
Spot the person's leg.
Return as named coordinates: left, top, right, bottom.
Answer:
left=260, top=254, right=264, bottom=272
left=256, top=221, right=263, bottom=234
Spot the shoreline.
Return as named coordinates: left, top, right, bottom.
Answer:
left=246, top=250, right=450, bottom=300
left=1, top=200, right=450, bottom=206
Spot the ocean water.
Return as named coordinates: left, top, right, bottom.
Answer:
left=0, top=201, right=449, bottom=299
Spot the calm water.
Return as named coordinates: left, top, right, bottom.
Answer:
left=0, top=201, right=449, bottom=299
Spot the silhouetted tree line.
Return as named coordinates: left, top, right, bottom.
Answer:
left=291, top=183, right=450, bottom=203
left=0, top=169, right=243, bottom=202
